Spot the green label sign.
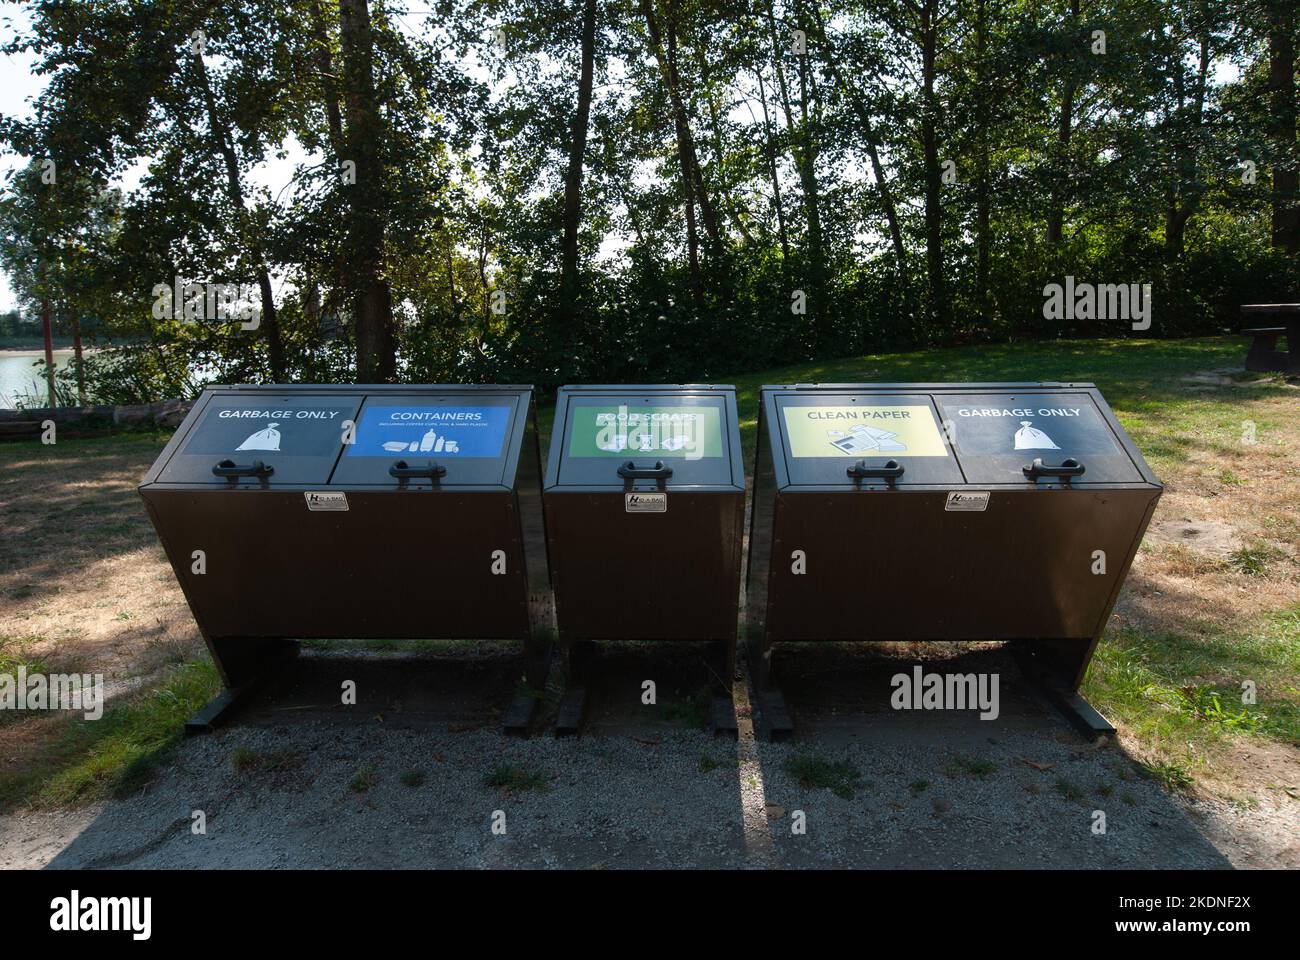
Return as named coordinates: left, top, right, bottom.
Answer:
left=782, top=404, right=950, bottom=458
left=569, top=405, right=723, bottom=460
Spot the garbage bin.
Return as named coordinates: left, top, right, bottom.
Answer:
left=139, top=384, right=551, bottom=732
left=543, top=384, right=746, bottom=733
left=747, top=382, right=1161, bottom=738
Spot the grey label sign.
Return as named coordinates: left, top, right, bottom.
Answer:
left=304, top=491, right=349, bottom=512
left=945, top=491, right=990, bottom=512
left=625, top=492, right=667, bottom=513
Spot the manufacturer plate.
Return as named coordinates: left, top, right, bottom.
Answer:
left=625, top=492, right=667, bottom=513
left=945, top=491, right=990, bottom=512
left=305, top=491, right=349, bottom=512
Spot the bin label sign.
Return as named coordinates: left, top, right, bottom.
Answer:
left=782, top=405, right=949, bottom=458
left=570, top=405, right=723, bottom=460
left=184, top=402, right=357, bottom=457
left=347, top=405, right=511, bottom=458
left=625, top=492, right=668, bottom=513
left=945, top=491, right=990, bottom=512
left=938, top=399, right=1121, bottom=456
left=304, top=491, right=349, bottom=512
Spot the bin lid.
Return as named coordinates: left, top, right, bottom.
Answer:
left=329, top=392, right=522, bottom=486
left=552, top=386, right=740, bottom=488
left=773, top=392, right=963, bottom=486
left=935, top=391, right=1144, bottom=484
left=155, top=392, right=362, bottom=485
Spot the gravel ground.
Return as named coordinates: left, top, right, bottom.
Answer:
left=0, top=701, right=1235, bottom=869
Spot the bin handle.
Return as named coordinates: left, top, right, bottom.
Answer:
left=847, top=459, right=904, bottom=487
left=212, top=459, right=274, bottom=482
left=389, top=460, right=447, bottom=485
left=1023, top=457, right=1086, bottom=483
left=618, top=460, right=673, bottom=490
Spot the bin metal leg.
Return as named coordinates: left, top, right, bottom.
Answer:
left=554, top=639, right=594, bottom=737
left=1013, top=641, right=1116, bottom=740
left=708, top=638, right=738, bottom=739
left=186, top=638, right=298, bottom=735
left=502, top=627, right=552, bottom=736
left=748, top=631, right=794, bottom=742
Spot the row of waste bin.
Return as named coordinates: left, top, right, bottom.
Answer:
left=139, top=382, right=1162, bottom=739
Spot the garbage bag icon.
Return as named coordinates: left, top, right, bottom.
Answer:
left=1013, top=420, right=1059, bottom=451
left=236, top=422, right=281, bottom=452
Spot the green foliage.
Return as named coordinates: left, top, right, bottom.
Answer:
left=1, top=1, right=1297, bottom=400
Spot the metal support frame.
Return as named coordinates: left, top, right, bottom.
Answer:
left=185, top=640, right=299, bottom=735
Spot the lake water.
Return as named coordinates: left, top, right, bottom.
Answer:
left=0, top=350, right=75, bottom=409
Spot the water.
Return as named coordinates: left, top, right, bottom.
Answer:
left=0, top=350, right=75, bottom=409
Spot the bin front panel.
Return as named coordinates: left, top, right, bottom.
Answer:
left=156, top=392, right=361, bottom=485
left=145, top=489, right=529, bottom=639
left=937, top=391, right=1143, bottom=484
left=774, top=392, right=964, bottom=485
left=555, top=391, right=736, bottom=487
left=544, top=490, right=743, bottom=640
left=330, top=392, right=521, bottom=486
left=763, top=487, right=1157, bottom=642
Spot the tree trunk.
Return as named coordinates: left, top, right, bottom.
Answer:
left=193, top=48, right=286, bottom=380
left=339, top=0, right=396, bottom=381
left=642, top=0, right=721, bottom=264
left=974, top=0, right=990, bottom=318
left=919, top=0, right=947, bottom=328
left=71, top=315, right=85, bottom=404
left=561, top=0, right=598, bottom=313
left=41, top=295, right=55, bottom=407
left=755, top=69, right=791, bottom=265
left=1047, top=0, right=1079, bottom=244
left=1268, top=0, right=1299, bottom=253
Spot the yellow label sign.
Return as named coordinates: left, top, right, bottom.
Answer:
left=782, top=405, right=950, bottom=458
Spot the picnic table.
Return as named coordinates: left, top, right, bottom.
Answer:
left=1241, top=303, right=1300, bottom=374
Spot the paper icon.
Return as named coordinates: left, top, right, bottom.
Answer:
left=828, top=424, right=907, bottom=455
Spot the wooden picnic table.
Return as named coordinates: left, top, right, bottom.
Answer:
left=1240, top=303, right=1300, bottom=374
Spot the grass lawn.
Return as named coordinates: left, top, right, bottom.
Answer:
left=0, top=335, right=1295, bottom=809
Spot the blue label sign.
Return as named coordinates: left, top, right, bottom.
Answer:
left=348, top=405, right=511, bottom=458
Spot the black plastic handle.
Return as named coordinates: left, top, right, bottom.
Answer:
left=618, top=460, right=673, bottom=480
left=1023, top=457, right=1086, bottom=482
left=847, top=459, right=904, bottom=486
left=212, top=459, right=273, bottom=481
left=618, top=460, right=673, bottom=490
left=389, top=460, right=447, bottom=484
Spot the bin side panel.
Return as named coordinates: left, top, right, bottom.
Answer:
left=142, top=489, right=530, bottom=640
left=544, top=490, right=743, bottom=641
left=763, top=487, right=1159, bottom=642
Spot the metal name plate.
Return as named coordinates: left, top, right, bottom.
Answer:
left=304, top=491, right=349, bottom=512
left=625, top=492, right=667, bottom=513
left=945, top=491, right=990, bottom=512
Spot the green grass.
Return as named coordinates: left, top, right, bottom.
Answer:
left=949, top=757, right=998, bottom=779
left=532, top=337, right=1263, bottom=469
left=1084, top=607, right=1300, bottom=780
left=0, top=660, right=220, bottom=810
left=349, top=765, right=379, bottom=792
left=784, top=754, right=864, bottom=799
left=484, top=763, right=550, bottom=793
left=661, top=688, right=711, bottom=729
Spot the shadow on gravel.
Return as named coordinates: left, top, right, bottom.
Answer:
left=42, top=643, right=1231, bottom=869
